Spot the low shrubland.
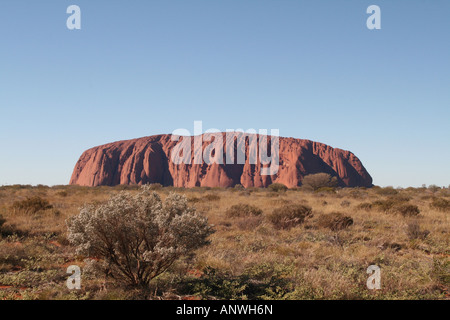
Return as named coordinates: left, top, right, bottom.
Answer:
left=225, top=204, right=263, bottom=218
left=12, top=196, right=53, bottom=214
left=317, top=212, right=354, bottom=231
left=67, top=187, right=214, bottom=287
left=0, top=183, right=448, bottom=300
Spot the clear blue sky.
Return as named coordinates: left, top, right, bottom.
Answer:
left=0, top=0, right=449, bottom=187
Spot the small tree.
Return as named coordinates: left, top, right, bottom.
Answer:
left=67, top=186, right=214, bottom=287
left=301, top=173, right=338, bottom=191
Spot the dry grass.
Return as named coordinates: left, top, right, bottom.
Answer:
left=0, top=184, right=448, bottom=300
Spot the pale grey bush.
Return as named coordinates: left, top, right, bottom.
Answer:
left=82, top=258, right=105, bottom=280
left=67, top=187, right=214, bottom=287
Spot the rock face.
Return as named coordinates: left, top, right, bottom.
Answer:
left=70, top=133, right=373, bottom=188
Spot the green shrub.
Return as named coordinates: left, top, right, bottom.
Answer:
left=226, top=204, right=263, bottom=218
left=242, top=263, right=295, bottom=299
left=268, top=183, right=288, bottom=192
left=182, top=263, right=295, bottom=300
left=182, top=267, right=247, bottom=300
left=268, top=204, right=313, bottom=230
left=12, top=196, right=53, bottom=214
left=301, top=173, right=338, bottom=191
left=317, top=212, right=353, bottom=231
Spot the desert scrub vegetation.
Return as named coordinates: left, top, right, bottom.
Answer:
left=356, top=202, right=373, bottom=211
left=301, top=173, right=338, bottom=191
left=233, top=184, right=245, bottom=190
left=203, top=193, right=221, bottom=201
left=317, top=212, right=354, bottom=231
left=369, top=196, right=420, bottom=217
left=12, top=196, right=53, bottom=214
left=0, top=184, right=448, bottom=300
left=268, top=204, right=313, bottom=230
left=392, top=204, right=420, bottom=217
left=179, top=263, right=296, bottom=300
left=430, top=197, right=450, bottom=212
left=225, top=204, right=263, bottom=218
left=66, top=187, right=214, bottom=287
left=223, top=204, right=264, bottom=232
left=374, top=186, right=399, bottom=196
left=268, top=183, right=288, bottom=192
left=406, top=222, right=430, bottom=240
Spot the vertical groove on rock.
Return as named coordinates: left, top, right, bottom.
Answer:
left=70, top=134, right=373, bottom=188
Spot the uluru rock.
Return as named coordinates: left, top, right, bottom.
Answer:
left=69, top=133, right=373, bottom=188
